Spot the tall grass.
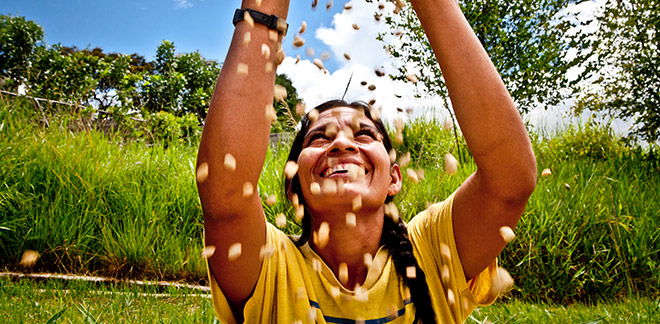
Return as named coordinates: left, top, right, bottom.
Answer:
left=1, top=97, right=658, bottom=303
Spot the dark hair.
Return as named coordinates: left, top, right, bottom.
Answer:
left=284, top=99, right=436, bottom=323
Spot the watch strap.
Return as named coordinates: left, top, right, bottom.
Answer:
left=233, top=8, right=288, bottom=36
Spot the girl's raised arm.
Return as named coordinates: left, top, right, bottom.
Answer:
left=411, top=0, right=537, bottom=279
left=196, top=0, right=289, bottom=317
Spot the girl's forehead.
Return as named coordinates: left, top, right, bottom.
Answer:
left=313, top=107, right=374, bottom=126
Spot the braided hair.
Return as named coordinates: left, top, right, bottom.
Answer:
left=284, top=100, right=437, bottom=323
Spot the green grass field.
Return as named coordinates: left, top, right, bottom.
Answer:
left=1, top=97, right=659, bottom=320
left=2, top=276, right=658, bottom=323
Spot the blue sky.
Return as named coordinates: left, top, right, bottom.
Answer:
left=0, top=0, right=344, bottom=71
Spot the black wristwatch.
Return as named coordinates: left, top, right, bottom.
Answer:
left=233, top=8, right=288, bottom=36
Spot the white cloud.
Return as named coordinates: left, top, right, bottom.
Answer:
left=174, top=0, right=193, bottom=9
left=278, top=1, right=447, bottom=124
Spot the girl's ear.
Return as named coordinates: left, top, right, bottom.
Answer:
left=388, top=164, right=402, bottom=196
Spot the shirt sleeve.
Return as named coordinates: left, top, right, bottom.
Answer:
left=206, top=222, right=311, bottom=323
left=407, top=192, right=499, bottom=323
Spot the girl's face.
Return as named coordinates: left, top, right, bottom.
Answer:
left=296, top=107, right=401, bottom=215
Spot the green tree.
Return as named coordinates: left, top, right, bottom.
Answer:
left=0, top=14, right=44, bottom=89
left=141, top=41, right=221, bottom=119
left=379, top=0, right=586, bottom=113
left=272, top=73, right=302, bottom=133
left=575, top=0, right=660, bottom=143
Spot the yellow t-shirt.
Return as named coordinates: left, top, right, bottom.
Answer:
left=208, top=194, right=499, bottom=323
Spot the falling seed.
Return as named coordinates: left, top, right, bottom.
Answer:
left=259, top=244, right=276, bottom=259
left=293, top=35, right=305, bottom=47
left=389, top=149, right=397, bottom=164
left=313, top=59, right=324, bottom=70
left=352, top=195, right=362, bottom=211
left=352, top=23, right=360, bottom=30
left=244, top=10, right=254, bottom=27
left=322, top=179, right=337, bottom=195
left=331, top=286, right=341, bottom=298
left=308, top=109, right=319, bottom=123
left=196, top=162, right=209, bottom=183
left=295, top=54, right=301, bottom=64
left=295, top=287, right=305, bottom=301
left=440, top=243, right=451, bottom=261
left=406, top=168, right=419, bottom=183
left=236, top=63, right=248, bottom=76
left=317, top=222, right=330, bottom=248
left=447, top=289, right=455, bottom=307
left=564, top=183, right=571, bottom=190
left=294, top=102, right=306, bottom=117
left=312, top=0, right=318, bottom=9
left=313, top=258, right=322, bottom=272
left=243, top=182, right=254, bottom=197
left=284, top=161, right=299, bottom=179
left=398, top=152, right=411, bottom=167
left=406, top=266, right=416, bottom=279
left=345, top=212, right=356, bottom=227
left=306, top=47, right=315, bottom=57
left=342, top=125, right=354, bottom=140
left=344, top=53, right=351, bottom=60
left=307, top=307, right=318, bottom=322
left=224, top=153, right=236, bottom=171
left=337, top=179, right=346, bottom=195
left=275, top=213, right=287, bottom=227
left=360, top=80, right=367, bottom=86
left=386, top=304, right=398, bottom=320
left=20, top=250, right=39, bottom=267
left=395, top=0, right=406, bottom=10
left=261, top=43, right=271, bottom=59
left=384, top=202, right=399, bottom=222
left=265, top=194, right=277, bottom=206
left=368, top=99, right=376, bottom=106
left=405, top=74, right=418, bottom=83
left=367, top=84, right=376, bottom=91
left=378, top=3, right=385, bottom=10
left=243, top=32, right=251, bottom=47
left=339, top=262, right=349, bottom=285
left=494, top=266, right=515, bottom=294
left=201, top=245, right=216, bottom=258
left=354, top=284, right=368, bottom=302
left=395, top=131, right=403, bottom=145
left=274, top=85, right=287, bottom=102
left=320, top=51, right=331, bottom=61
left=499, top=226, right=515, bottom=243
left=268, top=30, right=278, bottom=42
left=364, top=253, right=373, bottom=267
left=541, top=168, right=552, bottom=178
left=326, top=0, right=333, bottom=10
left=295, top=205, right=305, bottom=221
left=444, top=153, right=458, bottom=175
left=344, top=2, right=353, bottom=10
left=276, top=48, right=285, bottom=65
left=299, top=21, right=307, bottom=34
left=374, top=13, right=382, bottom=22
left=265, top=104, right=277, bottom=123
left=375, top=69, right=385, bottom=77
left=310, top=182, right=321, bottom=195
left=227, top=243, right=242, bottom=261
left=441, top=264, right=450, bottom=285
left=416, top=169, right=425, bottom=181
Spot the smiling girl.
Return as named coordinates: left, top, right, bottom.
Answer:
left=196, top=0, right=537, bottom=323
